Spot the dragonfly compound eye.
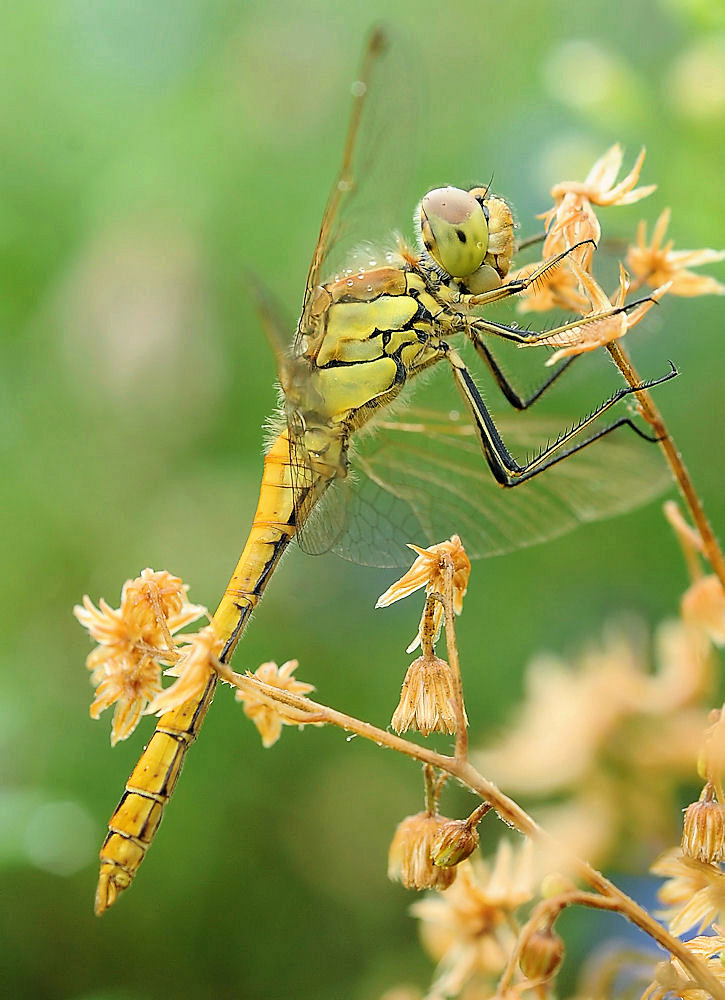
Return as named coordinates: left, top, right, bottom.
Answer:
left=419, top=186, right=489, bottom=278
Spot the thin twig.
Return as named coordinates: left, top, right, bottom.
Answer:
left=607, top=340, right=725, bottom=589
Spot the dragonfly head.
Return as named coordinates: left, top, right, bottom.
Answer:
left=418, top=186, right=516, bottom=294
left=418, top=186, right=489, bottom=278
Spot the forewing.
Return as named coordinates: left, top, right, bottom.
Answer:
left=295, top=26, right=419, bottom=347
left=328, top=396, right=673, bottom=568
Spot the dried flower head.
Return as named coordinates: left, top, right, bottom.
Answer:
left=682, top=786, right=725, bottom=864
left=653, top=849, right=725, bottom=935
left=682, top=575, right=725, bottom=646
left=550, top=144, right=656, bottom=211
left=235, top=659, right=315, bottom=748
left=146, top=625, right=222, bottom=716
left=518, top=927, right=565, bottom=983
left=527, top=259, right=667, bottom=364
left=388, top=811, right=457, bottom=891
left=411, top=840, right=535, bottom=997
left=391, top=653, right=463, bottom=737
left=642, top=929, right=725, bottom=1000
left=118, top=569, right=203, bottom=641
left=518, top=145, right=655, bottom=316
left=74, top=569, right=207, bottom=744
left=627, top=208, right=725, bottom=297
left=376, top=536, right=470, bottom=653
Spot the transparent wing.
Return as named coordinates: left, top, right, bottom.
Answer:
left=295, top=26, right=420, bottom=346
left=287, top=412, right=349, bottom=557
left=318, top=389, right=673, bottom=569
left=285, top=26, right=420, bottom=555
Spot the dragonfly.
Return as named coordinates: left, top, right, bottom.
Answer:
left=94, top=28, right=675, bottom=914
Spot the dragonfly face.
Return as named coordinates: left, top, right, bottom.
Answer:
left=419, top=186, right=516, bottom=295
left=419, top=186, right=491, bottom=277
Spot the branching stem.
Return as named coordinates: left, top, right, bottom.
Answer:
left=216, top=663, right=725, bottom=1000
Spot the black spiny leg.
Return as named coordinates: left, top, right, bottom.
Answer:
left=467, top=294, right=657, bottom=347
left=463, top=239, right=595, bottom=308
left=444, top=345, right=677, bottom=487
left=470, top=335, right=578, bottom=410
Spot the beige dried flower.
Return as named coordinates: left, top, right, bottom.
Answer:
left=388, top=811, right=457, bottom=891
left=391, top=653, right=463, bottom=737
left=118, top=569, right=204, bottom=641
left=682, top=789, right=725, bottom=864
left=74, top=569, right=207, bottom=744
left=147, top=624, right=223, bottom=716
left=642, top=929, right=725, bottom=1000
left=527, top=259, right=667, bottom=364
left=518, top=144, right=655, bottom=314
left=411, top=840, right=535, bottom=997
left=653, top=849, right=725, bottom=935
left=376, top=536, right=470, bottom=653
left=627, top=208, right=725, bottom=297
left=549, top=144, right=656, bottom=215
left=682, top=575, right=725, bottom=646
left=87, top=652, right=164, bottom=746
left=235, top=659, right=315, bottom=748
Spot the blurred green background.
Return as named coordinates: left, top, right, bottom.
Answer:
left=2, top=0, right=724, bottom=997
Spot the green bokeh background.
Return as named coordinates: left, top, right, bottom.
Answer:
left=2, top=1, right=724, bottom=998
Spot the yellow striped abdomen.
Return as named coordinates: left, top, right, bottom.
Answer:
left=95, top=430, right=327, bottom=914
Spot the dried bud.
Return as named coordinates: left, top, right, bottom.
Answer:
left=388, top=811, right=457, bottom=891
left=391, top=654, right=464, bottom=737
left=682, top=792, right=725, bottom=863
left=518, top=927, right=565, bottom=982
left=431, top=818, right=479, bottom=868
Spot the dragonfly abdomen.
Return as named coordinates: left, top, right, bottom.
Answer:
left=95, top=429, right=330, bottom=914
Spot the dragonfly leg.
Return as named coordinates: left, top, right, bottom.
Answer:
left=464, top=239, right=595, bottom=308
left=469, top=335, right=578, bottom=410
left=466, top=294, right=657, bottom=346
left=445, top=346, right=677, bottom=487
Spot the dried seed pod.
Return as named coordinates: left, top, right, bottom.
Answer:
left=388, top=811, right=457, bottom=891
left=431, top=818, right=479, bottom=868
left=519, top=928, right=565, bottom=982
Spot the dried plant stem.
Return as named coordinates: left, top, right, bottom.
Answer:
left=455, top=759, right=725, bottom=1000
left=607, top=340, right=725, bottom=589
left=216, top=664, right=725, bottom=1000
left=437, top=559, right=468, bottom=760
